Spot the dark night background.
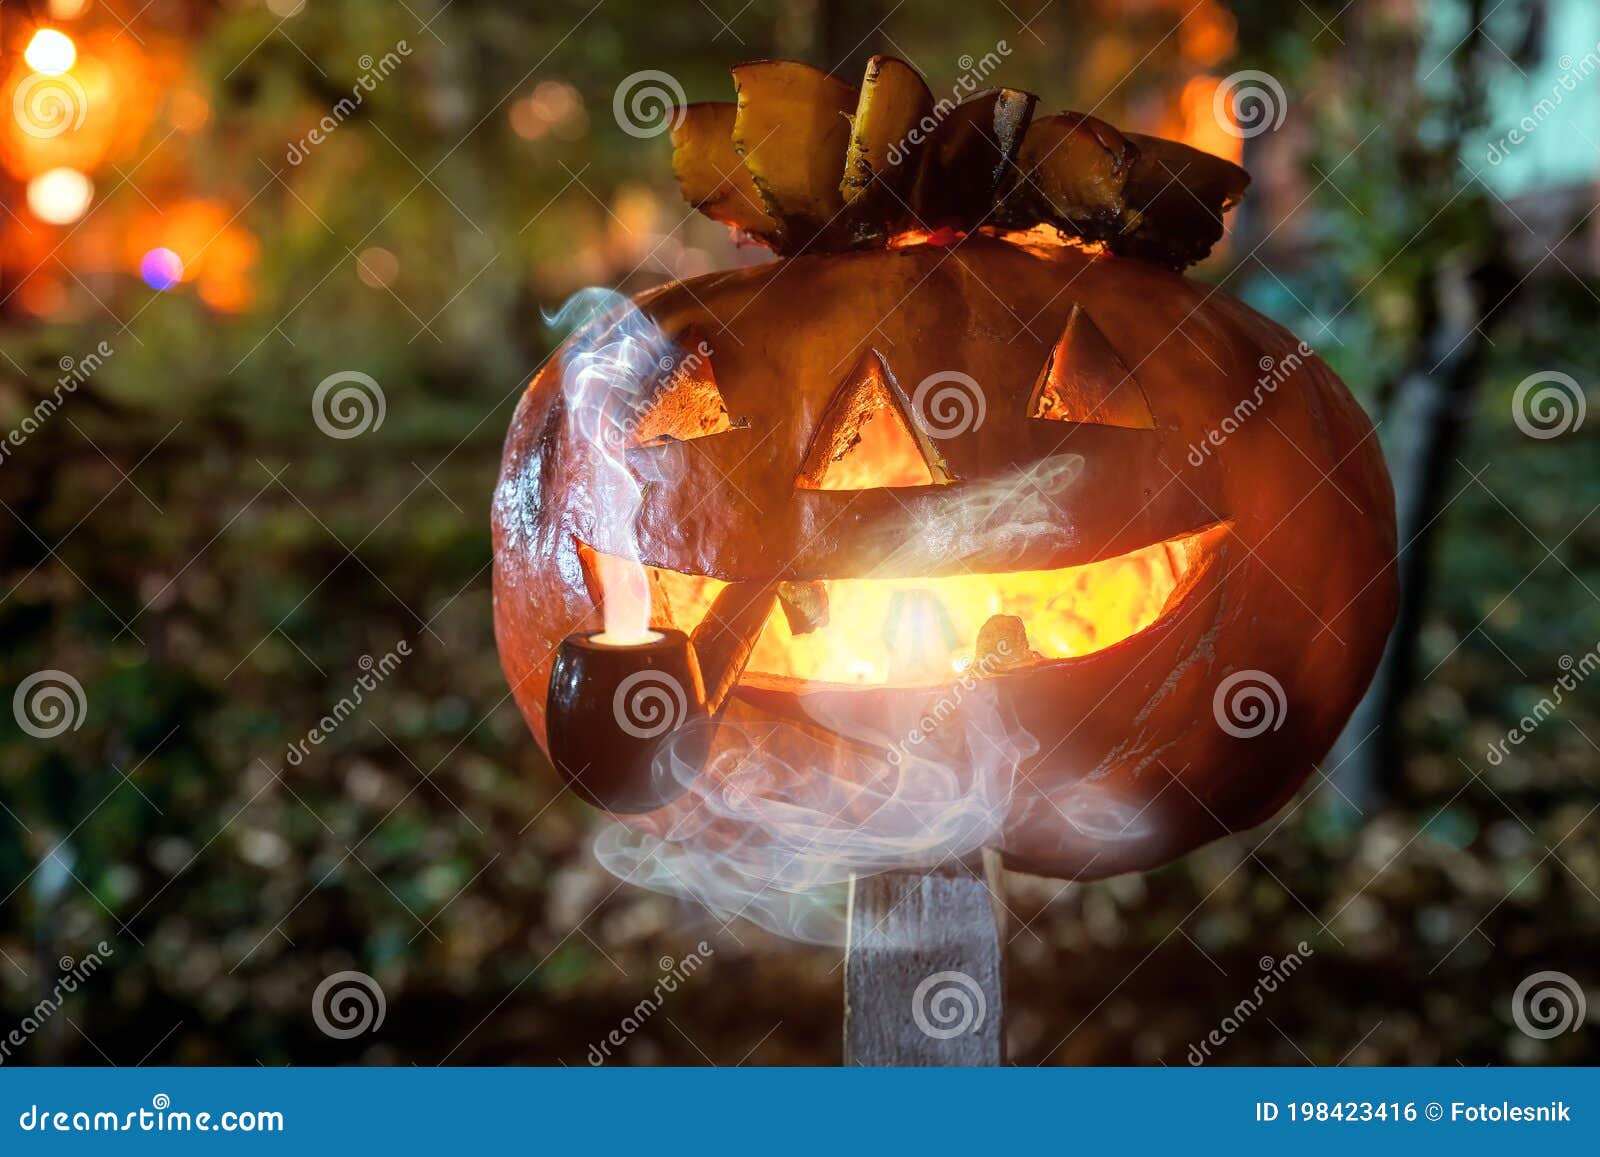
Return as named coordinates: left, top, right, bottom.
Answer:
left=0, top=0, right=1595, bottom=1065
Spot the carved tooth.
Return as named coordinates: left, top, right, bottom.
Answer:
left=975, top=614, right=1042, bottom=672
left=777, top=580, right=830, bottom=635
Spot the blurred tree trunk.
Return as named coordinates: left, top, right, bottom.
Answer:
left=1331, top=254, right=1518, bottom=807
left=1327, top=0, right=1525, bottom=808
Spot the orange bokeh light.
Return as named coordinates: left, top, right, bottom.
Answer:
left=24, top=29, right=77, bottom=76
left=26, top=167, right=93, bottom=224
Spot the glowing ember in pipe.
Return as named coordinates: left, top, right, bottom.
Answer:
left=589, top=630, right=663, bottom=647
left=591, top=550, right=653, bottom=645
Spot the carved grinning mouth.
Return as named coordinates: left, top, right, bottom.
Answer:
left=577, top=523, right=1227, bottom=689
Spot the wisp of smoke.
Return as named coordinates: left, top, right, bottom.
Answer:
left=544, top=288, right=681, bottom=642
left=591, top=455, right=1119, bottom=946
left=595, top=680, right=1036, bottom=945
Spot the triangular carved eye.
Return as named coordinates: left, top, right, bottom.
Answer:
left=627, top=331, right=745, bottom=447
left=1029, top=305, right=1154, bottom=429
left=796, top=349, right=954, bottom=490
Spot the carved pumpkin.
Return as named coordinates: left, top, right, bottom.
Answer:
left=493, top=59, right=1398, bottom=880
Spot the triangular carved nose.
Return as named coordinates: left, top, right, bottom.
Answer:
left=795, top=350, right=954, bottom=490
left=1029, top=304, right=1154, bottom=429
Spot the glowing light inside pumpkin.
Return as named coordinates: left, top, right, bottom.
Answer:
left=744, top=546, right=1186, bottom=684
left=806, top=405, right=935, bottom=490
left=796, top=350, right=951, bottom=491
left=584, top=525, right=1219, bottom=687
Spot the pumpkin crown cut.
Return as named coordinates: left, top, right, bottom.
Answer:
left=669, top=56, right=1250, bottom=270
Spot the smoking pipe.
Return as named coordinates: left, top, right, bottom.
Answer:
left=546, top=583, right=776, bottom=813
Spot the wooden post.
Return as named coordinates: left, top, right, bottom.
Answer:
left=844, top=852, right=1005, bottom=1065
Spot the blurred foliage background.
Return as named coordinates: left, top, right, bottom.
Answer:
left=0, top=0, right=1595, bottom=1065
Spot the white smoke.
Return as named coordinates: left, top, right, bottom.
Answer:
left=871, top=452, right=1085, bottom=575
left=544, top=288, right=680, bottom=640
left=596, top=680, right=1036, bottom=945
left=591, top=454, right=1121, bottom=946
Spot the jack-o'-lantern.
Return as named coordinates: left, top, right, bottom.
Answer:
left=493, top=58, right=1397, bottom=883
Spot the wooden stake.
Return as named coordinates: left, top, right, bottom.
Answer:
left=844, top=853, right=1005, bottom=1066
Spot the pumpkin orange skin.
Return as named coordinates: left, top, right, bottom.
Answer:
left=492, top=236, right=1398, bottom=879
